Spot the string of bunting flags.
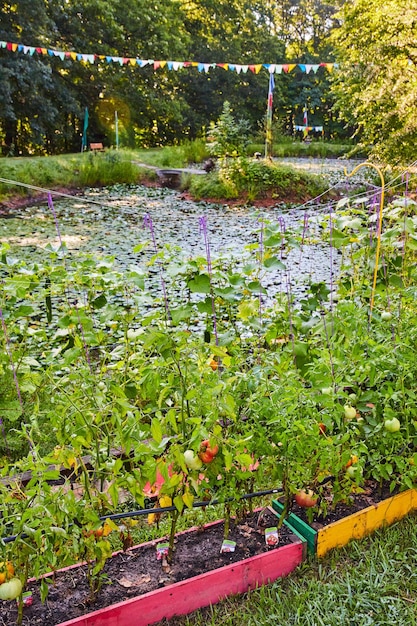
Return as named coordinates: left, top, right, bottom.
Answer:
left=0, top=40, right=339, bottom=74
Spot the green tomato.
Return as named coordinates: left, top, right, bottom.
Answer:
left=183, top=450, right=203, bottom=471
left=384, top=417, right=401, bottom=433
left=381, top=311, right=393, bottom=321
left=344, top=405, right=357, bottom=420
left=0, top=578, right=22, bottom=600
left=346, top=465, right=361, bottom=480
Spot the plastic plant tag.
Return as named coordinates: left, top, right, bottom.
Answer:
left=156, top=542, right=169, bottom=560
left=21, top=591, right=33, bottom=607
left=265, top=527, right=279, bottom=547
left=220, top=539, right=236, bottom=553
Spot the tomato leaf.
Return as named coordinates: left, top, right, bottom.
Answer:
left=182, top=492, right=194, bottom=509
left=151, top=418, right=163, bottom=444
left=173, top=495, right=184, bottom=513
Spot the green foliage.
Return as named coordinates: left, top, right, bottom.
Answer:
left=177, top=0, right=287, bottom=136
left=190, top=157, right=327, bottom=202
left=78, top=150, right=139, bottom=186
left=247, top=141, right=363, bottom=159
left=0, top=0, right=368, bottom=155
left=2, top=177, right=417, bottom=611
left=330, top=0, right=417, bottom=164
left=207, top=102, right=251, bottom=159
left=0, top=150, right=154, bottom=201
left=151, top=140, right=210, bottom=168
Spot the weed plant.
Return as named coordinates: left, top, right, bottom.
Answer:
left=78, top=151, right=139, bottom=186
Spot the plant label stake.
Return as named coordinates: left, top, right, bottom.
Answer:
left=220, top=539, right=236, bottom=553
left=265, top=527, right=279, bottom=547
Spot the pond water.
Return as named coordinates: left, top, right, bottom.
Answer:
left=1, top=181, right=343, bottom=306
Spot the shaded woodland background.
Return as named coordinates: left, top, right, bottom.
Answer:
left=0, top=0, right=416, bottom=163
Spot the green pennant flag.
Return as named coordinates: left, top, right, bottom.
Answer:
left=81, top=107, right=89, bottom=151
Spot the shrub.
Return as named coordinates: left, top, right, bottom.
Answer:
left=207, top=102, right=251, bottom=159
left=190, top=157, right=327, bottom=202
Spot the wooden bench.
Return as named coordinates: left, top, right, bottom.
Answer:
left=90, top=142, right=104, bottom=151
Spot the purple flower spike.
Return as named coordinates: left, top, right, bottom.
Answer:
left=199, top=215, right=218, bottom=346
left=143, top=213, right=170, bottom=320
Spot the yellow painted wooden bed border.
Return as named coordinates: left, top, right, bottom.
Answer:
left=316, top=488, right=417, bottom=558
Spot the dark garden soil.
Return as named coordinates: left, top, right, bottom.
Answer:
left=0, top=508, right=295, bottom=626
left=289, top=480, right=398, bottom=529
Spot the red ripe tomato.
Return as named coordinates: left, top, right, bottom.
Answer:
left=199, top=439, right=219, bottom=464
left=295, top=489, right=318, bottom=508
left=199, top=450, right=215, bottom=464
left=318, top=422, right=326, bottom=435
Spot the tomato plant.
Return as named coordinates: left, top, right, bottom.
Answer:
left=183, top=450, right=203, bottom=470
left=344, top=405, right=357, bottom=420
left=1, top=184, right=417, bottom=613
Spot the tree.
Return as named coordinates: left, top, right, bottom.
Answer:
left=177, top=0, right=287, bottom=138
left=259, top=1, right=347, bottom=139
left=330, top=0, right=417, bottom=163
left=0, top=0, right=68, bottom=154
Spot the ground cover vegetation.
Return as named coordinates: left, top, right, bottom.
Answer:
left=1, top=1, right=416, bottom=163
left=1, top=160, right=417, bottom=620
left=0, top=138, right=337, bottom=206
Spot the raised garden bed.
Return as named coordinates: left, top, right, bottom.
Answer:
left=2, top=508, right=306, bottom=626
left=273, top=487, right=417, bottom=557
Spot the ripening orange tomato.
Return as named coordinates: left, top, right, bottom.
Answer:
left=345, top=454, right=359, bottom=468
left=0, top=562, right=15, bottom=584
